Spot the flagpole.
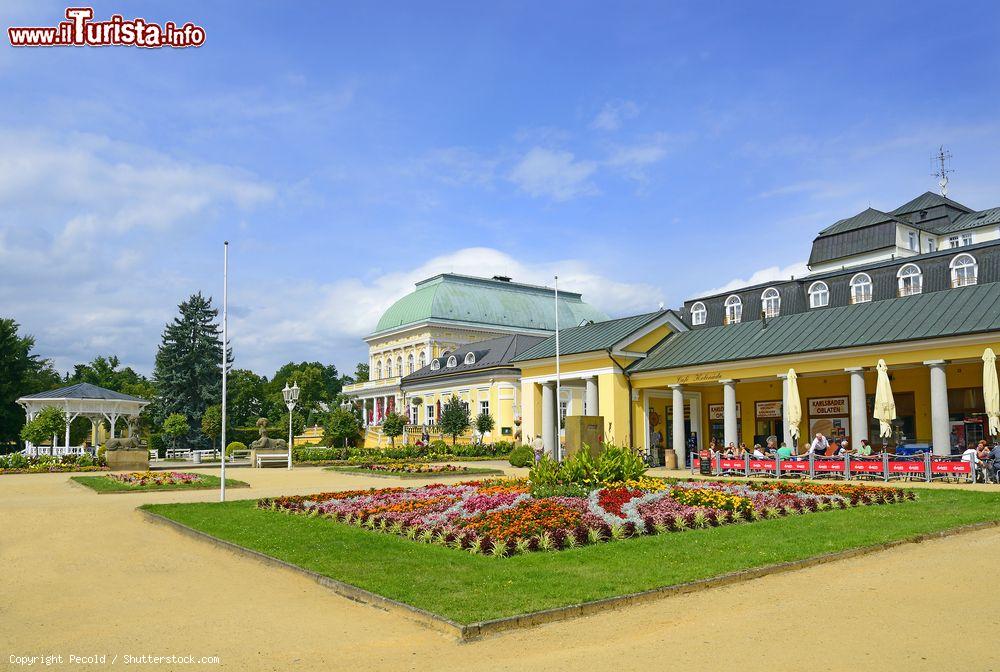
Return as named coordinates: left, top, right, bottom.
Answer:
left=220, top=241, right=229, bottom=502
left=554, top=275, right=561, bottom=462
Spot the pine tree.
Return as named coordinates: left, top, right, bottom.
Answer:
left=152, top=293, right=228, bottom=449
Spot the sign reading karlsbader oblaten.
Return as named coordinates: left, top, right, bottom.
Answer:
left=808, top=396, right=849, bottom=416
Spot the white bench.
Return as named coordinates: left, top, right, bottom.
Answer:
left=256, top=453, right=288, bottom=468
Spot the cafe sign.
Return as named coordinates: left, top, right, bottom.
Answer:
left=808, top=396, right=849, bottom=416
left=708, top=403, right=741, bottom=420
left=755, top=400, right=782, bottom=419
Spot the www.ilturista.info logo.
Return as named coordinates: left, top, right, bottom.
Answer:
left=8, top=7, right=205, bottom=48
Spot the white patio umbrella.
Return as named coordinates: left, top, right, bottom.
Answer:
left=786, top=368, right=802, bottom=444
left=874, top=359, right=896, bottom=439
left=983, top=348, right=1000, bottom=436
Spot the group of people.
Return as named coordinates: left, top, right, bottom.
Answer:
left=961, top=439, right=1000, bottom=482
left=708, top=433, right=876, bottom=461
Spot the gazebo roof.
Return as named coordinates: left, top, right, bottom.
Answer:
left=18, top=382, right=148, bottom=403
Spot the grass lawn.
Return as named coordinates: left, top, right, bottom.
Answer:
left=325, top=465, right=504, bottom=479
left=144, top=489, right=1000, bottom=624
left=73, top=473, right=249, bottom=494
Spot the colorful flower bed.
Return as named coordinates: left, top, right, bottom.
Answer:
left=109, top=471, right=204, bottom=487
left=355, top=463, right=472, bottom=474
left=259, top=478, right=915, bottom=556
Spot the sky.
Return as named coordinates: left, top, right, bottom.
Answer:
left=3, top=0, right=1000, bottom=378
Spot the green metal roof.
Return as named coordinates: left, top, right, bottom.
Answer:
left=513, top=311, right=666, bottom=361
left=631, top=282, right=1000, bottom=373
left=817, top=207, right=899, bottom=236
left=372, top=274, right=608, bottom=335
left=932, top=207, right=1000, bottom=235
left=891, top=191, right=972, bottom=216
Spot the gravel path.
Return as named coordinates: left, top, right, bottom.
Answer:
left=3, top=465, right=998, bottom=671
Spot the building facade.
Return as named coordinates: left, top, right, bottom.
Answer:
left=343, top=273, right=607, bottom=443
left=517, top=191, right=1000, bottom=463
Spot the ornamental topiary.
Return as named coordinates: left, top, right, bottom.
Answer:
left=226, top=441, right=248, bottom=457
left=508, top=444, right=534, bottom=467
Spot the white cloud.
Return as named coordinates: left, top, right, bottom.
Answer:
left=508, top=147, right=598, bottom=201
left=701, top=261, right=810, bottom=297
left=590, top=100, right=640, bottom=131
left=230, top=247, right=664, bottom=373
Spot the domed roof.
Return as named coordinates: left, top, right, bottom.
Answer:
left=373, top=274, right=608, bottom=336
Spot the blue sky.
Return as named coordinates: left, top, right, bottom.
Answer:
left=3, top=0, right=1000, bottom=377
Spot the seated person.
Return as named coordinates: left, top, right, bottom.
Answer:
left=776, top=442, right=793, bottom=460
left=751, top=444, right=766, bottom=459
left=855, top=439, right=873, bottom=457
left=832, top=440, right=850, bottom=457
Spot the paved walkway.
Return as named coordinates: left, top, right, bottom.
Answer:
left=3, top=465, right=999, bottom=671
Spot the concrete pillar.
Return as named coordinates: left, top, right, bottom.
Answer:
left=542, top=382, right=557, bottom=459
left=670, top=385, right=686, bottom=468
left=926, top=360, right=951, bottom=456
left=846, top=367, right=869, bottom=446
left=722, top=379, right=738, bottom=447
left=585, top=377, right=599, bottom=416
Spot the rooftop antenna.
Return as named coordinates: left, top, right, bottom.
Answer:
left=932, top=145, right=954, bottom=196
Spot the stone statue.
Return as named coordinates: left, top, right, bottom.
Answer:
left=250, top=417, right=287, bottom=452
left=106, top=419, right=142, bottom=451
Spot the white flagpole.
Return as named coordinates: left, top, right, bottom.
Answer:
left=554, top=275, right=561, bottom=462
left=220, top=241, right=229, bottom=502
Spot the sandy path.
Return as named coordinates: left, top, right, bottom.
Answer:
left=2, top=465, right=998, bottom=672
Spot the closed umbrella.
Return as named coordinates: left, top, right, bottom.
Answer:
left=874, top=359, right=896, bottom=439
left=786, top=369, right=802, bottom=444
left=983, top=348, right=1000, bottom=436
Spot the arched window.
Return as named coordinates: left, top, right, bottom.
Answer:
left=375, top=361, right=382, bottom=379
left=950, top=253, right=978, bottom=287
left=418, top=352, right=426, bottom=369
left=897, top=264, right=923, bottom=297
left=406, top=354, right=414, bottom=374
left=849, top=273, right=873, bottom=304
left=808, top=281, right=829, bottom=308
left=395, top=357, right=402, bottom=377
left=724, top=295, right=742, bottom=325
left=690, top=302, right=707, bottom=326
left=464, top=352, right=476, bottom=365
left=430, top=359, right=441, bottom=371
left=761, top=287, right=780, bottom=319
left=446, top=355, right=457, bottom=368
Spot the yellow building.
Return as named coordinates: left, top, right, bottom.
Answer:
left=516, top=191, right=1000, bottom=463
left=343, top=272, right=607, bottom=446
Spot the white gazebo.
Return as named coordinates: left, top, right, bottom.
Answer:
left=17, top=382, right=150, bottom=456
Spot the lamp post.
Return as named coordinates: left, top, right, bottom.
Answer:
left=283, top=381, right=299, bottom=470
left=339, top=399, right=353, bottom=448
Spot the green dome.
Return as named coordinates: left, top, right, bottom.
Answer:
left=373, top=274, right=609, bottom=335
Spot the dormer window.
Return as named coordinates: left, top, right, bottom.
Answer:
left=724, top=295, right=742, bottom=325
left=907, top=231, right=918, bottom=251
left=446, top=356, right=458, bottom=368
left=430, top=359, right=441, bottom=371
left=897, top=264, right=922, bottom=297
left=808, top=281, right=829, bottom=308
left=850, top=273, right=873, bottom=304
left=464, top=352, right=476, bottom=365
left=690, top=302, right=707, bottom=326
left=950, top=253, right=978, bottom=287
left=761, top=288, right=780, bottom=319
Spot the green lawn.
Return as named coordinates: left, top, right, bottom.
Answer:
left=144, top=489, right=1000, bottom=624
left=325, top=465, right=504, bottom=479
left=73, top=473, right=249, bottom=494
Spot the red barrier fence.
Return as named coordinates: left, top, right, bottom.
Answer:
left=691, top=454, right=974, bottom=482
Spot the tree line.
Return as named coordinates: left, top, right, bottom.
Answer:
left=1, top=292, right=369, bottom=452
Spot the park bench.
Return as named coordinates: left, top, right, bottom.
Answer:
left=256, top=452, right=288, bottom=468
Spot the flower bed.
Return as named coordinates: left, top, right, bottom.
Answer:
left=327, top=463, right=504, bottom=478
left=0, top=453, right=106, bottom=474
left=109, top=471, right=205, bottom=487
left=259, top=478, right=915, bottom=556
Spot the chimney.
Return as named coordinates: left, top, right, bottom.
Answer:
left=492, top=275, right=511, bottom=282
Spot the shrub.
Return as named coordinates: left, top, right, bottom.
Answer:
left=225, top=441, right=248, bottom=457
left=508, top=444, right=534, bottom=467
left=148, top=433, right=166, bottom=458
left=294, top=446, right=348, bottom=462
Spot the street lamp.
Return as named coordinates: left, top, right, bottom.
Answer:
left=282, top=381, right=300, bottom=470
left=339, top=398, right=353, bottom=448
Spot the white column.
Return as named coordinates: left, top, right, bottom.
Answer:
left=362, top=400, right=368, bottom=427
left=779, top=374, right=793, bottom=448
left=846, top=367, right=868, bottom=446
left=541, top=382, right=557, bottom=459
left=670, top=385, right=686, bottom=468
left=64, top=410, right=71, bottom=452
left=926, top=360, right=951, bottom=456
left=688, top=395, right=701, bottom=452
left=722, top=379, right=738, bottom=446
left=585, top=377, right=599, bottom=417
